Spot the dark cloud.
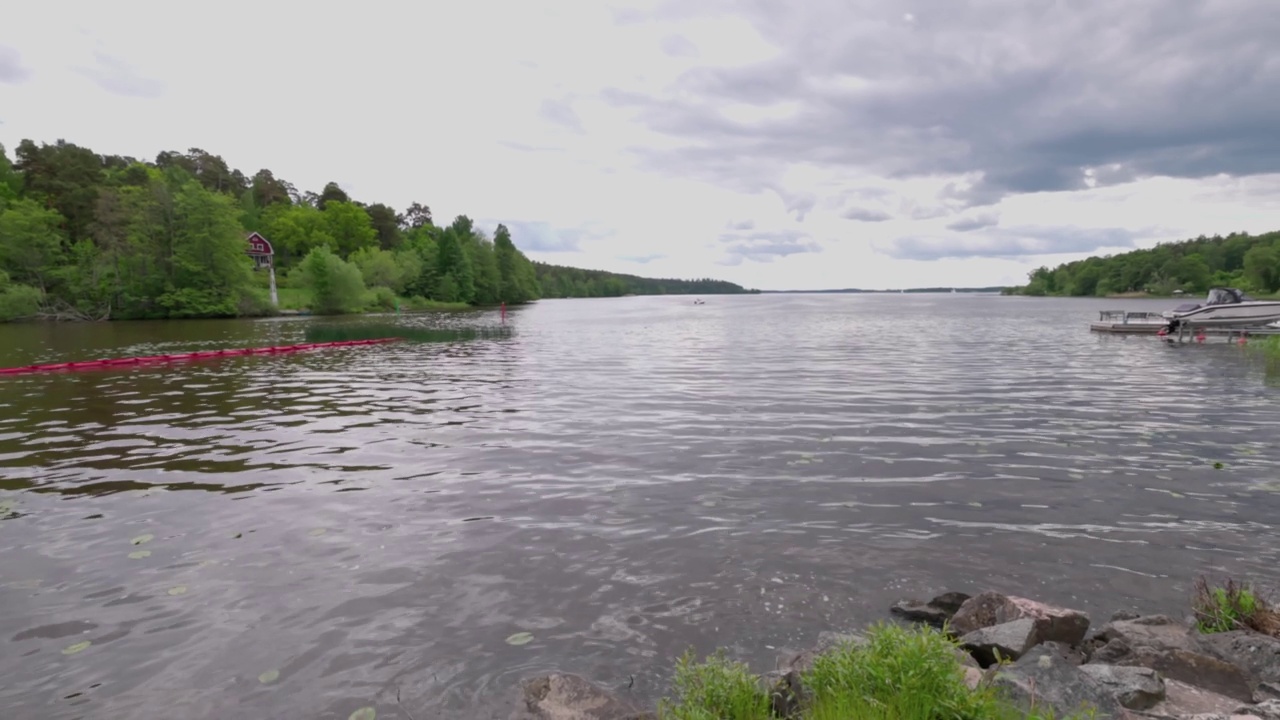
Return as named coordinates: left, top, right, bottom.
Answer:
left=503, top=220, right=612, bottom=253
left=660, top=34, right=700, bottom=58
left=604, top=1, right=1280, bottom=206
left=842, top=207, right=892, bottom=222
left=77, top=51, right=164, bottom=98
left=539, top=98, right=584, bottom=133
left=879, top=226, right=1142, bottom=261
left=0, top=44, right=30, bottom=84
left=946, top=212, right=1000, bottom=232
left=619, top=253, right=666, bottom=263
left=718, top=229, right=822, bottom=264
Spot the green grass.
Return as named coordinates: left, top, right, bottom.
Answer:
left=658, top=649, right=772, bottom=720
left=1192, top=576, right=1280, bottom=635
left=276, top=287, right=309, bottom=310
left=659, top=624, right=1094, bottom=720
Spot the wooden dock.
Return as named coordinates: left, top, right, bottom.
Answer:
left=1090, top=310, right=1280, bottom=336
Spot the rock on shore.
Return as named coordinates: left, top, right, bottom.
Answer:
left=508, top=588, right=1280, bottom=720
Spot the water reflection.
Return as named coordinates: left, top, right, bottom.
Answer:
left=0, top=296, right=1278, bottom=719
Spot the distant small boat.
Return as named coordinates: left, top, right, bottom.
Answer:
left=693, top=299, right=705, bottom=305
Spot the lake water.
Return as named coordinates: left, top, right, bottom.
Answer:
left=2, top=294, right=1279, bottom=720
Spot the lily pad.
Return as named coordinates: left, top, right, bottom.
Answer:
left=62, top=640, right=92, bottom=655
left=1213, top=462, right=1225, bottom=470
left=167, top=585, right=188, bottom=596
left=258, top=669, right=280, bottom=684
left=131, top=533, right=154, bottom=546
left=505, top=632, right=534, bottom=646
left=128, top=550, right=151, bottom=559
left=348, top=708, right=376, bottom=720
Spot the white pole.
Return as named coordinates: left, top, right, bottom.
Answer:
left=269, top=264, right=279, bottom=307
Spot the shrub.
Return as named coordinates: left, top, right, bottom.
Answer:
left=803, top=623, right=1007, bottom=720
left=0, top=271, right=41, bottom=321
left=658, top=649, right=771, bottom=720
left=298, top=246, right=366, bottom=315
left=366, top=285, right=397, bottom=311
left=1193, top=576, right=1280, bottom=635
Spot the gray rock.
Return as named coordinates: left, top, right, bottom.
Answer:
left=890, top=592, right=971, bottom=629
left=950, top=591, right=1018, bottom=636
left=1095, top=615, right=1207, bottom=655
left=1113, top=610, right=1142, bottom=622
left=1259, top=682, right=1280, bottom=701
left=1118, top=646, right=1255, bottom=703
left=961, top=618, right=1044, bottom=667
left=1201, top=630, right=1280, bottom=686
left=890, top=600, right=952, bottom=628
left=769, top=630, right=867, bottom=718
left=775, top=631, right=866, bottom=674
left=1244, top=699, right=1280, bottom=719
left=1079, top=664, right=1166, bottom=710
left=518, top=674, right=645, bottom=720
left=1041, top=640, right=1088, bottom=666
left=950, top=591, right=1091, bottom=646
left=1135, top=679, right=1249, bottom=719
left=929, top=591, right=973, bottom=614
left=1093, top=639, right=1134, bottom=664
left=992, top=647, right=1122, bottom=718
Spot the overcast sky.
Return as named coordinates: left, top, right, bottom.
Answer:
left=2, top=0, right=1279, bottom=290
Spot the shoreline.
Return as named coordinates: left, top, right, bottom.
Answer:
left=508, top=584, right=1280, bottom=720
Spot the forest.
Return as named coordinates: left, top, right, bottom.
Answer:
left=1008, top=230, right=1280, bottom=297
left=0, top=140, right=749, bottom=322
left=533, top=262, right=751, bottom=298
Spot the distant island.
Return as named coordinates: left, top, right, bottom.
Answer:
left=0, top=139, right=753, bottom=321
left=534, top=262, right=753, bottom=298
left=1004, top=230, right=1280, bottom=298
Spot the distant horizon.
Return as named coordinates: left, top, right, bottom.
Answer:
left=755, top=286, right=1009, bottom=294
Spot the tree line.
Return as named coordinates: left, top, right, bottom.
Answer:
left=1007, top=230, right=1280, bottom=297
left=0, top=140, right=749, bottom=321
left=533, top=262, right=752, bottom=298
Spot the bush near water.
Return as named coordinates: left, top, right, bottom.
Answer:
left=0, top=140, right=751, bottom=322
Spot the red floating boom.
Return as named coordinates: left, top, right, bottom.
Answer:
left=0, top=338, right=400, bottom=376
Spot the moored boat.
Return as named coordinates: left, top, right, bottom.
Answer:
left=1162, top=287, right=1280, bottom=330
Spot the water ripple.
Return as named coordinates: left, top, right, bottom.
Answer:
left=0, top=296, right=1279, bottom=719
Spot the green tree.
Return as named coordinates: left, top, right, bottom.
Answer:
left=317, top=181, right=349, bottom=210
left=14, top=139, right=105, bottom=242
left=0, top=198, right=67, bottom=294
left=435, top=226, right=475, bottom=303
left=494, top=223, right=539, bottom=303
left=261, top=203, right=328, bottom=264
left=1243, top=245, right=1279, bottom=293
left=0, top=270, right=41, bottom=320
left=299, top=246, right=366, bottom=314
left=402, top=202, right=432, bottom=229
left=349, top=247, right=407, bottom=292
left=156, top=182, right=257, bottom=317
left=0, top=143, right=21, bottom=207
left=364, top=203, right=403, bottom=249
left=322, top=201, right=377, bottom=258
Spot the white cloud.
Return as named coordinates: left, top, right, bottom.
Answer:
left=1, top=0, right=1278, bottom=291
